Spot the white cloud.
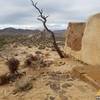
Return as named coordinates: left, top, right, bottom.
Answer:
left=0, top=0, right=100, bottom=29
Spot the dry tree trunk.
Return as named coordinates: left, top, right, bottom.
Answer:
left=30, top=0, right=65, bottom=58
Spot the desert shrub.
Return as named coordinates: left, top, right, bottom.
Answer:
left=49, top=82, right=60, bottom=92
left=35, top=51, right=43, bottom=55
left=0, top=74, right=10, bottom=85
left=27, top=54, right=38, bottom=61
left=6, top=57, right=20, bottom=74
left=38, top=45, right=45, bottom=49
left=0, top=37, right=7, bottom=49
left=0, top=71, right=25, bottom=86
left=24, top=58, right=33, bottom=67
left=13, top=76, right=33, bottom=94
left=43, top=60, right=53, bottom=67
left=27, top=45, right=32, bottom=48
left=0, top=73, right=22, bottom=85
left=24, top=54, right=52, bottom=69
left=24, top=54, right=38, bottom=68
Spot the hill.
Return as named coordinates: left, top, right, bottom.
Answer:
left=0, top=28, right=65, bottom=37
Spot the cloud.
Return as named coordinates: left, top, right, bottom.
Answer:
left=0, top=0, right=100, bottom=29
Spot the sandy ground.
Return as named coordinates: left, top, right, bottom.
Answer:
left=0, top=45, right=97, bottom=100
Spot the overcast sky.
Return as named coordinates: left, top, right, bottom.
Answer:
left=0, top=0, right=100, bottom=30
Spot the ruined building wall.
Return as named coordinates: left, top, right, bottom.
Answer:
left=81, top=13, right=100, bottom=65
left=64, top=22, right=85, bottom=60
left=65, top=13, right=100, bottom=65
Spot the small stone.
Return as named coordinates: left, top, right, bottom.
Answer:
left=49, top=96, right=55, bottom=100
left=35, top=51, right=43, bottom=55
left=62, top=83, right=72, bottom=89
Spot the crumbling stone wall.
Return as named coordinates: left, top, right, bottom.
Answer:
left=65, top=13, right=100, bottom=65
left=67, top=23, right=85, bottom=51
left=64, top=22, right=85, bottom=60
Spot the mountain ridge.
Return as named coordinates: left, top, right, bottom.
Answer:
left=0, top=27, right=65, bottom=37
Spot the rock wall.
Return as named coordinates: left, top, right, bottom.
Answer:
left=81, top=13, right=100, bottom=65
left=64, top=22, right=85, bottom=60
left=65, top=13, right=100, bottom=65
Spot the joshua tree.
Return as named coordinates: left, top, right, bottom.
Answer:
left=30, top=0, right=66, bottom=58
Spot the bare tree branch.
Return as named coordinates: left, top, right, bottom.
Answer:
left=30, top=0, right=66, bottom=58
left=37, top=18, right=44, bottom=22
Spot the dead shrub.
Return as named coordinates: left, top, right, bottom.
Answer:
left=13, top=76, right=33, bottom=94
left=24, top=54, right=51, bottom=69
left=0, top=74, right=10, bottom=85
left=28, top=45, right=32, bottom=48
left=38, top=45, right=45, bottom=49
left=24, top=54, right=38, bottom=67
left=27, top=54, right=38, bottom=61
left=6, top=57, right=20, bottom=74
left=24, top=58, right=33, bottom=67
left=43, top=60, right=53, bottom=67
left=0, top=72, right=25, bottom=86
left=35, top=51, right=43, bottom=55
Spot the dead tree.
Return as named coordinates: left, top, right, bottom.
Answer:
left=30, top=0, right=65, bottom=58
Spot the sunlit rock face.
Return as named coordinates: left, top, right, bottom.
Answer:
left=82, top=13, right=100, bottom=65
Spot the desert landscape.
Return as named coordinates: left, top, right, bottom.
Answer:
left=0, top=0, right=100, bottom=100
left=0, top=18, right=98, bottom=100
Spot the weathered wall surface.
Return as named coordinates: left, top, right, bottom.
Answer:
left=81, top=14, right=100, bottom=65
left=64, top=22, right=85, bottom=60
left=67, top=23, right=85, bottom=51
left=65, top=13, right=100, bottom=65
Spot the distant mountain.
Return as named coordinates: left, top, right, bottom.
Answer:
left=0, top=27, right=65, bottom=37
left=0, top=27, right=40, bottom=35
left=54, top=30, right=65, bottom=37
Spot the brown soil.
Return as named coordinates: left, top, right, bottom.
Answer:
left=0, top=45, right=97, bottom=100
left=72, top=65, right=100, bottom=89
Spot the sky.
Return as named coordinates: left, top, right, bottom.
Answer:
left=0, top=0, right=100, bottom=30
